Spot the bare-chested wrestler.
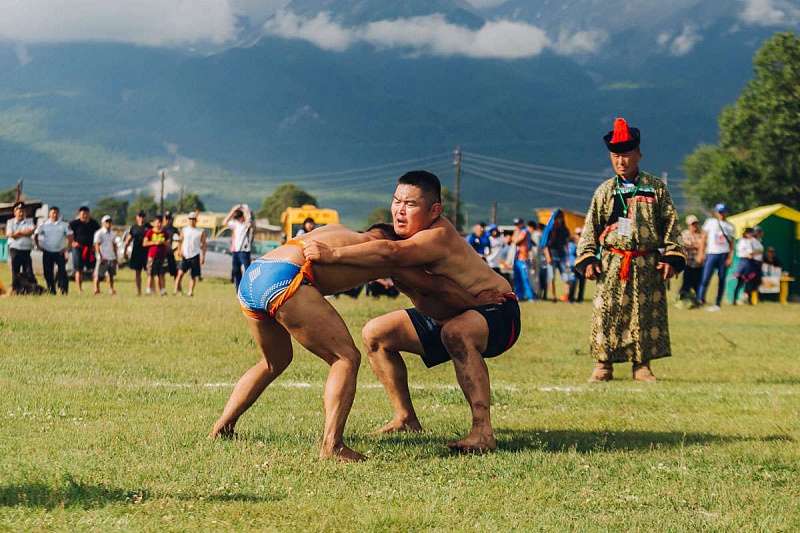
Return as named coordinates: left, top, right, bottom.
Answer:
left=209, top=222, right=501, bottom=462
left=303, top=171, right=521, bottom=453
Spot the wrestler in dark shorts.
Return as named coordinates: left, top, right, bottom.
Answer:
left=406, top=295, right=521, bottom=367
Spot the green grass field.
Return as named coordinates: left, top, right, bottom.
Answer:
left=1, top=265, right=799, bottom=531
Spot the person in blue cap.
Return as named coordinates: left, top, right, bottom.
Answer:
left=697, top=203, right=735, bottom=311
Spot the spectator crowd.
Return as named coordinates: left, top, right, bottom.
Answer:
left=4, top=200, right=787, bottom=308
left=465, top=210, right=586, bottom=304
left=4, top=202, right=207, bottom=297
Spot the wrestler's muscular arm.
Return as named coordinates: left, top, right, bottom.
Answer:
left=304, top=225, right=449, bottom=268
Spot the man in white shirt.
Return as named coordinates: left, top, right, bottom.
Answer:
left=174, top=212, right=207, bottom=296
left=223, top=204, right=253, bottom=290
left=697, top=203, right=735, bottom=310
left=93, top=215, right=118, bottom=295
left=34, top=206, right=73, bottom=294
left=5, top=202, right=36, bottom=290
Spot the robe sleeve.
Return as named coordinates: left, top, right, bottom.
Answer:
left=657, top=184, right=687, bottom=273
left=575, top=184, right=605, bottom=275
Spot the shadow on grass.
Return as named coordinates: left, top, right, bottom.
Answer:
left=373, top=429, right=793, bottom=457
left=0, top=477, right=277, bottom=509
left=496, top=429, right=794, bottom=453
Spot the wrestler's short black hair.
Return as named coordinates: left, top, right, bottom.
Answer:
left=397, top=170, right=442, bottom=205
left=366, top=222, right=399, bottom=240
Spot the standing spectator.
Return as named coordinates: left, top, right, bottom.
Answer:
left=5, top=202, right=36, bottom=291
left=466, top=222, right=490, bottom=257
left=511, top=218, right=534, bottom=301
left=224, top=204, right=253, bottom=290
left=163, top=211, right=179, bottom=280
left=143, top=215, right=168, bottom=296
left=34, top=206, right=72, bottom=295
left=485, top=225, right=505, bottom=275
left=541, top=209, right=571, bottom=302
left=568, top=227, right=586, bottom=302
left=123, top=210, right=151, bottom=296
left=532, top=222, right=549, bottom=300
left=498, top=231, right=516, bottom=285
left=697, top=203, right=734, bottom=311
left=526, top=220, right=540, bottom=298
left=679, top=214, right=705, bottom=302
left=174, top=212, right=207, bottom=297
left=294, top=217, right=316, bottom=237
left=69, top=206, right=100, bottom=293
left=93, top=215, right=118, bottom=295
left=733, top=227, right=763, bottom=304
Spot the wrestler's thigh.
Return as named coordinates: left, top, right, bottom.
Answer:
left=245, top=317, right=293, bottom=370
left=363, top=310, right=424, bottom=354
left=441, top=310, right=489, bottom=354
left=273, top=285, right=359, bottom=365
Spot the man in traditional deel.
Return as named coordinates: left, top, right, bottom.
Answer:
left=575, top=118, right=686, bottom=382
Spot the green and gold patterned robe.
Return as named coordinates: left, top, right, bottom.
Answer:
left=576, top=172, right=686, bottom=363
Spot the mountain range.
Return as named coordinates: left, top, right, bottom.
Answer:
left=0, top=0, right=797, bottom=225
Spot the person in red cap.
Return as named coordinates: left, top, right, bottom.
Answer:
left=575, top=118, right=686, bottom=382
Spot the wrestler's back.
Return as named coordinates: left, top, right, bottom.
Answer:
left=260, top=225, right=390, bottom=294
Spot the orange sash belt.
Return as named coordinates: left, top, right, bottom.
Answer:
left=610, top=248, right=651, bottom=281
left=266, top=238, right=316, bottom=317
left=267, top=260, right=316, bottom=317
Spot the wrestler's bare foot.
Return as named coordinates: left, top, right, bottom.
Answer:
left=447, top=429, right=497, bottom=453
left=208, top=421, right=238, bottom=440
left=375, top=417, right=423, bottom=434
left=320, top=443, right=366, bottom=462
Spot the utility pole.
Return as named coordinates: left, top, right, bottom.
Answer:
left=14, top=179, right=22, bottom=203
left=661, top=171, right=668, bottom=186
left=453, top=146, right=462, bottom=232
left=491, top=201, right=497, bottom=225
left=159, top=169, right=166, bottom=217
left=179, top=185, right=185, bottom=212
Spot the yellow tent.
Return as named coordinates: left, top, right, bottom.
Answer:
left=727, top=203, right=800, bottom=298
left=727, top=203, right=800, bottom=239
left=535, top=208, right=586, bottom=233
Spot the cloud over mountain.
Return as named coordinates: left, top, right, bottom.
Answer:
left=740, top=0, right=800, bottom=26
left=264, top=11, right=606, bottom=59
left=0, top=0, right=238, bottom=46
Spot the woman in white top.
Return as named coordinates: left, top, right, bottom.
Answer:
left=174, top=212, right=207, bottom=296
left=733, top=227, right=765, bottom=304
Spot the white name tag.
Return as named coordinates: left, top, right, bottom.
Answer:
left=617, top=217, right=633, bottom=237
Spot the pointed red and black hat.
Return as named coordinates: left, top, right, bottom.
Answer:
left=603, top=117, right=640, bottom=153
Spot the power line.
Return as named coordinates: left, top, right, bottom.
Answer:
left=463, top=167, right=591, bottom=201
left=465, top=151, right=603, bottom=179
left=312, top=162, right=454, bottom=194
left=278, top=152, right=451, bottom=182
left=464, top=155, right=605, bottom=185
left=464, top=162, right=598, bottom=193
